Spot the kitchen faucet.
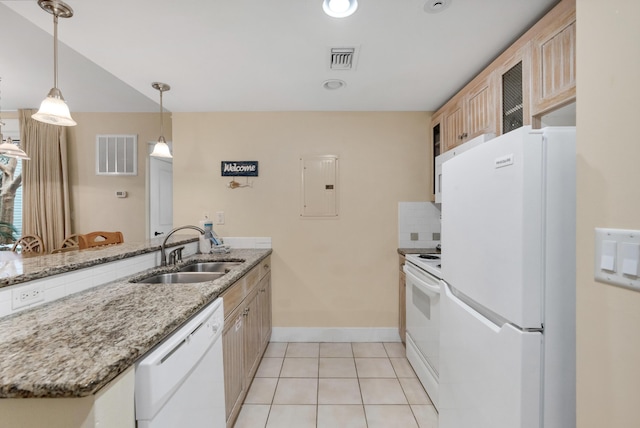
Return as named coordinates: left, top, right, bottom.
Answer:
left=160, top=225, right=205, bottom=266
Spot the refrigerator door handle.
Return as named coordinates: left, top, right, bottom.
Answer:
left=443, top=281, right=505, bottom=332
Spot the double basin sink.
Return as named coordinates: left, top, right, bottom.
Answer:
left=133, top=261, right=242, bottom=284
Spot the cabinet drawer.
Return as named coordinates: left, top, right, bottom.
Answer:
left=260, top=256, right=271, bottom=279
left=221, top=279, right=247, bottom=319
left=221, top=261, right=265, bottom=319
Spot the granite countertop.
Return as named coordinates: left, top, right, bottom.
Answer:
left=397, top=248, right=440, bottom=256
left=0, top=235, right=201, bottom=288
left=0, top=247, right=272, bottom=398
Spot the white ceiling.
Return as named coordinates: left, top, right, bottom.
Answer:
left=0, top=0, right=558, bottom=113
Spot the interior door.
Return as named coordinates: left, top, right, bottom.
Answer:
left=149, top=156, right=173, bottom=238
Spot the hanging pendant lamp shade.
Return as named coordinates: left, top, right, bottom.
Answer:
left=0, top=137, right=31, bottom=160
left=150, top=82, right=172, bottom=159
left=150, top=136, right=172, bottom=158
left=32, top=0, right=77, bottom=127
left=0, top=78, right=30, bottom=159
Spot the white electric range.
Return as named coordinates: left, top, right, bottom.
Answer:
left=403, top=252, right=442, bottom=410
left=404, top=253, right=442, bottom=279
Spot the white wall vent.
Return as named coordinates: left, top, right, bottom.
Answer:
left=96, top=134, right=137, bottom=175
left=330, top=48, right=356, bottom=70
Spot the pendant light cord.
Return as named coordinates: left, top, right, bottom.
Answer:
left=159, top=88, right=164, bottom=138
left=53, top=13, right=59, bottom=89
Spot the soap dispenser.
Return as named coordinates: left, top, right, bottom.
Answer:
left=199, top=215, right=213, bottom=253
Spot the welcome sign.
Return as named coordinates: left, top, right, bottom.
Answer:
left=221, top=161, right=259, bottom=177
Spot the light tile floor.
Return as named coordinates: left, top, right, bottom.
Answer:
left=233, top=342, right=438, bottom=428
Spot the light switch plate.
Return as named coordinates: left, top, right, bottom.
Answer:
left=594, top=228, right=640, bottom=291
left=215, top=211, right=225, bottom=225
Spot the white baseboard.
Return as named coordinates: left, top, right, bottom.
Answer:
left=270, top=327, right=401, bottom=343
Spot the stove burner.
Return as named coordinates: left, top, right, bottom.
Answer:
left=418, top=254, right=440, bottom=260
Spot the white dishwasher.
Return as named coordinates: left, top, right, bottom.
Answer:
left=135, top=298, right=225, bottom=428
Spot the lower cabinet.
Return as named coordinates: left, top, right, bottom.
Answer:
left=259, top=275, right=272, bottom=350
left=223, top=305, right=246, bottom=424
left=243, top=286, right=261, bottom=383
left=222, top=257, right=272, bottom=428
left=399, top=255, right=406, bottom=344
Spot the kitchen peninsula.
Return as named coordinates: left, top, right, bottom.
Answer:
left=0, top=236, right=271, bottom=427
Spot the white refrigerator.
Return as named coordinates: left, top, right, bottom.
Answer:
left=439, top=126, right=576, bottom=428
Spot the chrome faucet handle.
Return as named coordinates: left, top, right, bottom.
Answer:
left=168, top=246, right=185, bottom=265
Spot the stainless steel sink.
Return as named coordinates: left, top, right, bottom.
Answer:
left=179, top=262, right=242, bottom=273
left=136, top=272, right=225, bottom=284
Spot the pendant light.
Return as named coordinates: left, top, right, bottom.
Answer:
left=31, top=0, right=77, bottom=127
left=323, top=0, right=358, bottom=18
left=0, top=78, right=30, bottom=160
left=150, top=82, right=172, bottom=158
left=0, top=137, right=31, bottom=160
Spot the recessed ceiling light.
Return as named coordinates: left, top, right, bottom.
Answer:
left=323, top=0, right=358, bottom=18
left=322, top=79, right=347, bottom=90
left=424, top=0, right=451, bottom=14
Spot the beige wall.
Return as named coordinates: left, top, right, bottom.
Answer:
left=67, top=112, right=171, bottom=243
left=173, top=112, right=430, bottom=328
left=576, top=1, right=640, bottom=426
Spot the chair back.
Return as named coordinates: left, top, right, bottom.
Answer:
left=51, top=234, right=81, bottom=254
left=12, top=235, right=45, bottom=254
left=78, top=231, right=124, bottom=249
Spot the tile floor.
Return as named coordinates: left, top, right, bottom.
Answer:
left=233, top=342, right=438, bottom=428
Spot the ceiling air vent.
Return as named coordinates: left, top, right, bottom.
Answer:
left=330, top=48, right=355, bottom=70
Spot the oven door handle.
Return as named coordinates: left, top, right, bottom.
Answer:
left=404, top=264, right=441, bottom=295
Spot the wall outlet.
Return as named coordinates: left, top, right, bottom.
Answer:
left=12, top=283, right=45, bottom=310
left=410, top=232, right=419, bottom=241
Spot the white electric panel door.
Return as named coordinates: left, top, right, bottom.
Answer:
left=300, top=155, right=338, bottom=217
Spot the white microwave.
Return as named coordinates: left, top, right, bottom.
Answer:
left=434, top=133, right=495, bottom=204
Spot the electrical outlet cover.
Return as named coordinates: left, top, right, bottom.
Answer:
left=12, top=283, right=45, bottom=310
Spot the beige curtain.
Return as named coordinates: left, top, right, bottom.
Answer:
left=19, top=109, right=71, bottom=252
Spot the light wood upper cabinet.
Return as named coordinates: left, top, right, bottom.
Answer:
left=465, top=75, right=497, bottom=140
left=442, top=74, right=496, bottom=152
left=531, top=6, right=576, bottom=116
left=430, top=112, right=442, bottom=200
left=496, top=43, right=531, bottom=135
left=431, top=0, right=576, bottom=158
left=443, top=101, right=465, bottom=151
